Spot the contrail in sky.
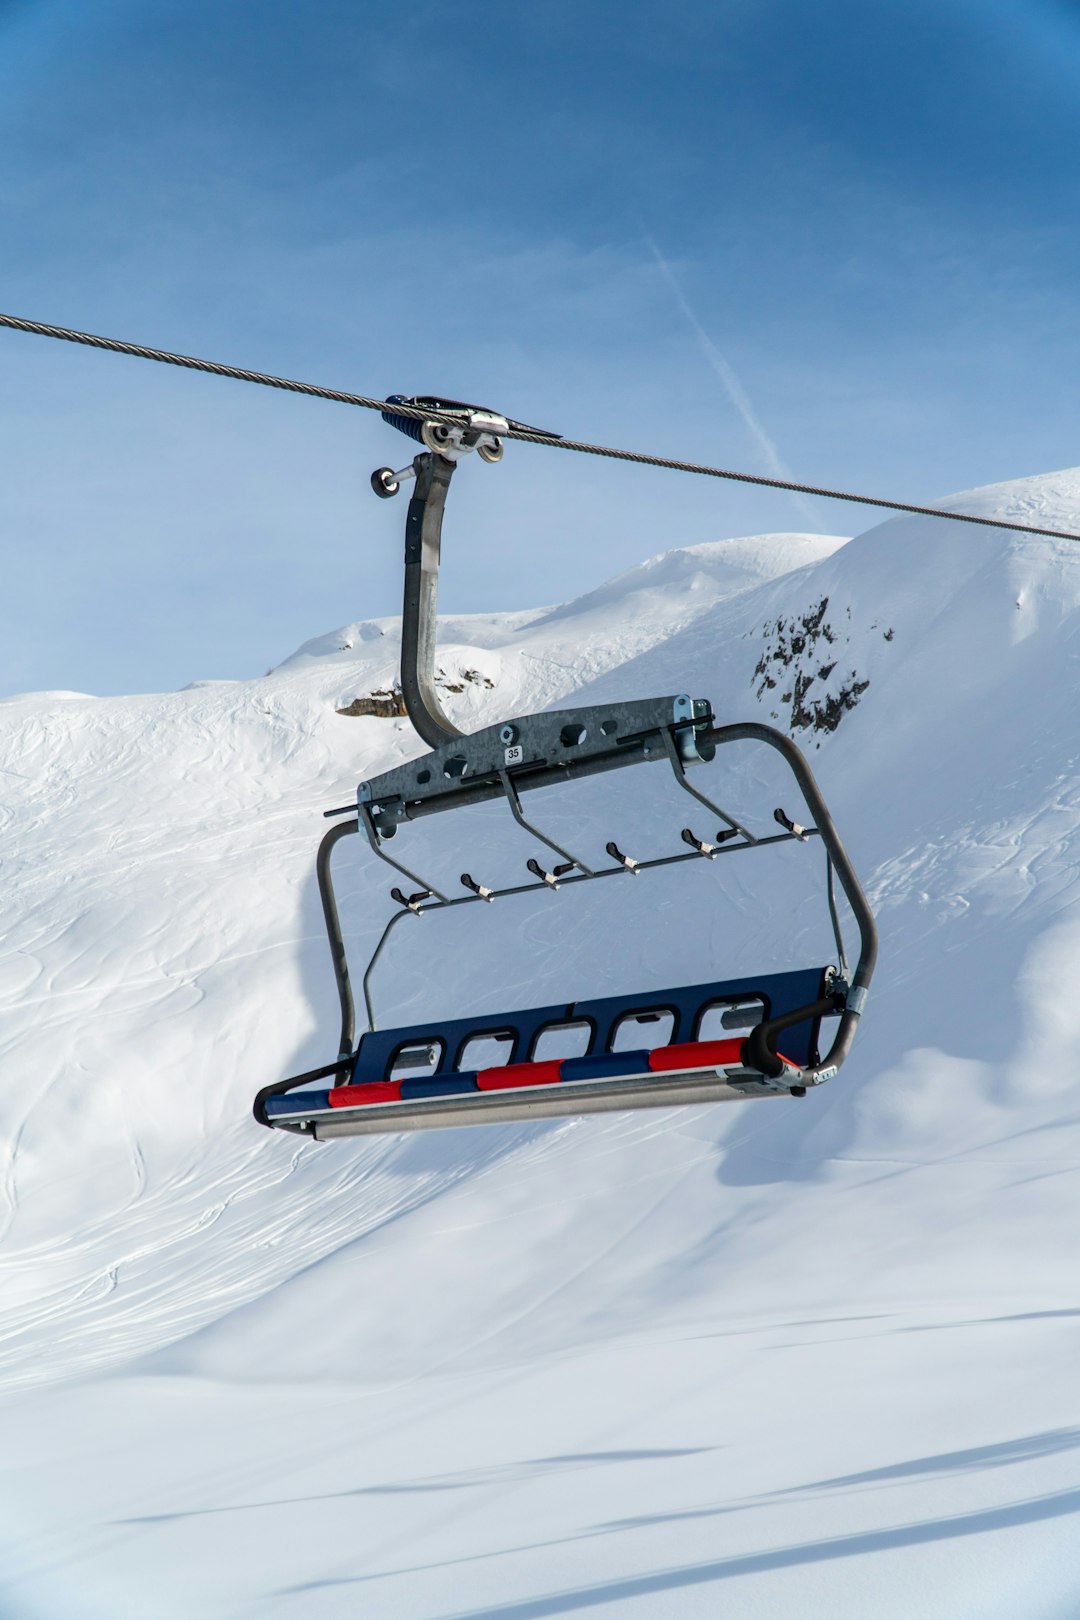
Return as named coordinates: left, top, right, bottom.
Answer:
left=642, top=233, right=817, bottom=522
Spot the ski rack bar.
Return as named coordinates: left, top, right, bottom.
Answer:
left=358, top=824, right=820, bottom=1033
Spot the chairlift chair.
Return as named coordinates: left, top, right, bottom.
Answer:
left=255, top=398, right=877, bottom=1138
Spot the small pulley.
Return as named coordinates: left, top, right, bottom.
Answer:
left=371, top=395, right=508, bottom=497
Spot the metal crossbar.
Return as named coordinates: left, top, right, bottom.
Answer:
left=360, top=826, right=818, bottom=1031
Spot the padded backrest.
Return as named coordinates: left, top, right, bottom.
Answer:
left=572, top=968, right=826, bottom=1066
left=353, top=1001, right=572, bottom=1082
left=352, top=967, right=828, bottom=1081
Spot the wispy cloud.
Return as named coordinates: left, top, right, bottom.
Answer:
left=642, top=232, right=817, bottom=522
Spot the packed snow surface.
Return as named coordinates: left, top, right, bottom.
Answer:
left=2, top=476, right=1080, bottom=1620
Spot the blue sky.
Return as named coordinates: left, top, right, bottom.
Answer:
left=2, top=0, right=1079, bottom=696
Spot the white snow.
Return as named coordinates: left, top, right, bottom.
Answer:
left=2, top=478, right=1080, bottom=1620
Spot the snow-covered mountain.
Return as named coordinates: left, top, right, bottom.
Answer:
left=2, top=472, right=1079, bottom=1620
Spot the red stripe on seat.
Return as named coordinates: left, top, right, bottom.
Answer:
left=329, top=1082, right=404, bottom=1108
left=476, top=1060, right=564, bottom=1092
left=648, top=1039, right=746, bottom=1072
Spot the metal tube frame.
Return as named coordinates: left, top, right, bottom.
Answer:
left=252, top=819, right=359, bottom=1131
left=255, top=717, right=878, bottom=1130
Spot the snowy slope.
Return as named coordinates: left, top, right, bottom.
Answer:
left=2, top=480, right=1080, bottom=1620
left=277, top=531, right=847, bottom=722
left=0, top=530, right=843, bottom=1386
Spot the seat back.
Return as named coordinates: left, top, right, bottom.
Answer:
left=352, top=966, right=828, bottom=1082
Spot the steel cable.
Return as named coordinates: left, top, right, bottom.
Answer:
left=3, top=309, right=1079, bottom=544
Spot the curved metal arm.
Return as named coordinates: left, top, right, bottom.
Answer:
left=706, top=723, right=877, bottom=991
left=361, top=906, right=414, bottom=1032
left=252, top=818, right=359, bottom=1130
left=317, top=819, right=360, bottom=1060
left=705, top=721, right=878, bottom=1084
left=400, top=452, right=462, bottom=747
